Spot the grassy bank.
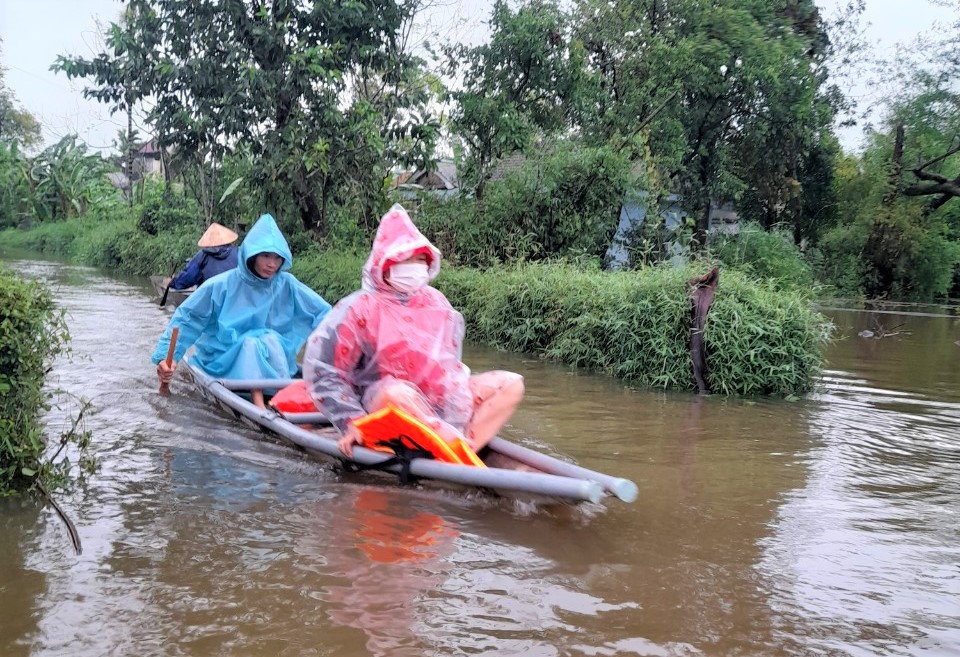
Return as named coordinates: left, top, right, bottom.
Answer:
left=1, top=217, right=832, bottom=396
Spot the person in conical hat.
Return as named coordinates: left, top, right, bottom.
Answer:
left=167, top=222, right=240, bottom=290
left=302, top=203, right=525, bottom=458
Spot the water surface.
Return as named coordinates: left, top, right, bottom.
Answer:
left=2, top=260, right=958, bottom=656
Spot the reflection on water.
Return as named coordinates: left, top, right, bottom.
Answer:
left=757, top=310, right=960, bottom=657
left=1, top=258, right=958, bottom=657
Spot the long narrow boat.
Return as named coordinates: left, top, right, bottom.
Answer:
left=180, top=356, right=638, bottom=506
left=150, top=275, right=194, bottom=308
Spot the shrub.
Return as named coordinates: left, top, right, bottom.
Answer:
left=136, top=180, right=203, bottom=236
left=293, top=249, right=366, bottom=305
left=708, top=222, right=816, bottom=294
left=0, top=268, right=92, bottom=494
left=0, top=142, right=34, bottom=230
left=818, top=204, right=960, bottom=301
left=416, top=143, right=630, bottom=266
left=436, top=261, right=831, bottom=396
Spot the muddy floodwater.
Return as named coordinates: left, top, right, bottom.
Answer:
left=2, top=259, right=958, bottom=657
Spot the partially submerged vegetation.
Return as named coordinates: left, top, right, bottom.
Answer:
left=0, top=268, right=94, bottom=499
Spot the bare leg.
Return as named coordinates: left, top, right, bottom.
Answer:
left=464, top=372, right=524, bottom=452
left=366, top=380, right=463, bottom=443
left=251, top=389, right=265, bottom=409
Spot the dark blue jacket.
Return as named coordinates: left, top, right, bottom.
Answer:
left=170, top=245, right=239, bottom=289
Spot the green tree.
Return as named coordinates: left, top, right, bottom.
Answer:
left=28, top=136, right=116, bottom=222
left=0, top=41, right=41, bottom=148
left=55, top=0, right=433, bottom=235
left=444, top=0, right=586, bottom=198
left=822, top=0, right=960, bottom=299
left=571, top=0, right=839, bottom=247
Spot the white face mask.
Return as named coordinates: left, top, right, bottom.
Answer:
left=387, top=262, right=430, bottom=294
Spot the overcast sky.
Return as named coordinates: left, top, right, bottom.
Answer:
left=1, top=0, right=955, bottom=155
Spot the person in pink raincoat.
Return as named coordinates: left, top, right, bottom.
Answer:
left=302, top=204, right=524, bottom=458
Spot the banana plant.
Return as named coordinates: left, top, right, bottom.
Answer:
left=27, top=136, right=116, bottom=221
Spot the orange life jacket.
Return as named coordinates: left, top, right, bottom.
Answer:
left=268, top=380, right=317, bottom=413
left=352, top=404, right=486, bottom=468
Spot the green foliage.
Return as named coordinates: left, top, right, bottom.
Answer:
left=292, top=249, right=366, bottom=305
left=28, top=135, right=119, bottom=222
left=0, top=42, right=42, bottom=148
left=416, top=142, right=630, bottom=266
left=823, top=9, right=960, bottom=300
left=55, top=0, right=435, bottom=235
left=0, top=220, right=86, bottom=255
left=0, top=268, right=93, bottom=495
left=435, top=261, right=829, bottom=396
left=444, top=0, right=585, bottom=196
left=0, top=210, right=200, bottom=279
left=817, top=201, right=960, bottom=301
left=570, top=0, right=837, bottom=241
left=136, top=179, right=202, bottom=236
left=828, top=103, right=960, bottom=300
left=0, top=141, right=32, bottom=229
left=708, top=222, right=816, bottom=293
left=71, top=219, right=198, bottom=275
left=811, top=221, right=869, bottom=298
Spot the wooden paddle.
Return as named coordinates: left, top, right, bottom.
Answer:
left=159, top=262, right=177, bottom=307
left=158, top=326, right=179, bottom=396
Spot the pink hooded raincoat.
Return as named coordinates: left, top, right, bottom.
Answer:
left=303, top=204, right=473, bottom=433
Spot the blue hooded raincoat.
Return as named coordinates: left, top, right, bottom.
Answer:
left=151, top=214, right=331, bottom=380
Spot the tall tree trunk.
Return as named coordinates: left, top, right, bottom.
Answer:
left=696, top=198, right=710, bottom=250
left=289, top=165, right=325, bottom=236
left=886, top=123, right=905, bottom=204
left=125, top=103, right=134, bottom=207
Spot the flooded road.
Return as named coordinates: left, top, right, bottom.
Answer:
left=2, top=259, right=958, bottom=657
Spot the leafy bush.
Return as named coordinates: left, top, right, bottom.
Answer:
left=436, top=261, right=830, bottom=396
left=293, top=249, right=366, bottom=305
left=136, top=180, right=203, bottom=236
left=0, top=142, right=34, bottom=230
left=708, top=222, right=816, bottom=293
left=0, top=268, right=92, bottom=494
left=818, top=204, right=960, bottom=301
left=416, top=143, right=630, bottom=266
left=28, top=135, right=118, bottom=222
left=0, top=221, right=86, bottom=255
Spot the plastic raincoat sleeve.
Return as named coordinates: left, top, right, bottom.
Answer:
left=438, top=309, right=474, bottom=430
left=303, top=297, right=367, bottom=433
left=151, top=282, right=217, bottom=365
left=170, top=251, right=205, bottom=290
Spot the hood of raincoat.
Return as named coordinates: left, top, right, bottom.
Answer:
left=362, top=204, right=441, bottom=293
left=239, top=214, right=294, bottom=283
left=151, top=211, right=332, bottom=379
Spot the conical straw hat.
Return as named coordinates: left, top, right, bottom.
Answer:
left=197, top=223, right=238, bottom=248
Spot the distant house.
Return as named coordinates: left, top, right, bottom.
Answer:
left=133, top=139, right=168, bottom=179
left=407, top=159, right=458, bottom=191
left=392, top=160, right=460, bottom=212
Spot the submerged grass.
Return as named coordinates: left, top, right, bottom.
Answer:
left=436, top=262, right=831, bottom=396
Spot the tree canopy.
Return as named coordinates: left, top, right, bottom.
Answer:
left=55, top=0, right=436, bottom=235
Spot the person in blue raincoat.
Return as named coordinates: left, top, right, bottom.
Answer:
left=166, top=222, right=240, bottom=290
left=152, top=213, right=331, bottom=408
